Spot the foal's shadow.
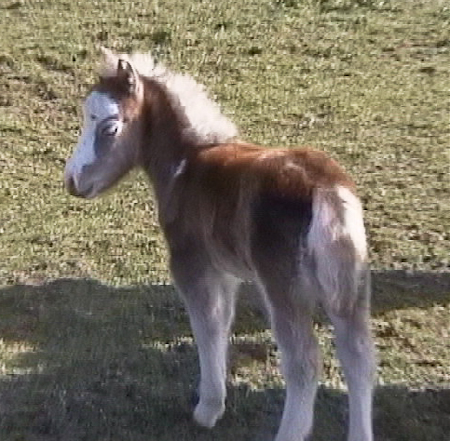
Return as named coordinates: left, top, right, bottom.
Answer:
left=239, top=269, right=450, bottom=318
left=0, top=273, right=448, bottom=440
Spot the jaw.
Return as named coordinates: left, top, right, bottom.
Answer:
left=64, top=154, right=136, bottom=199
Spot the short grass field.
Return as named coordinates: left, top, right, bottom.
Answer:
left=0, top=0, right=449, bottom=439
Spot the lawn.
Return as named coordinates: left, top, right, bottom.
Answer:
left=0, top=0, right=449, bottom=440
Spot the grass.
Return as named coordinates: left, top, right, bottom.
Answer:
left=0, top=0, right=449, bottom=439
left=0, top=278, right=449, bottom=440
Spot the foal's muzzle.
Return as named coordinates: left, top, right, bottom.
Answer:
left=64, top=169, right=96, bottom=199
left=65, top=175, right=83, bottom=198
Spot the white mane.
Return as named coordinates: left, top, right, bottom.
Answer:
left=100, top=51, right=238, bottom=144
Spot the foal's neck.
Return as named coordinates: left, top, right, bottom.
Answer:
left=140, top=78, right=196, bottom=206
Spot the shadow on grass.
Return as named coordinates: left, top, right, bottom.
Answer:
left=371, top=270, right=450, bottom=315
left=0, top=272, right=448, bottom=441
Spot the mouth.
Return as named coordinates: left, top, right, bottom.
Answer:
left=64, top=174, right=97, bottom=199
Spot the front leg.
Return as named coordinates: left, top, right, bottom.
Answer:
left=170, top=253, right=241, bottom=428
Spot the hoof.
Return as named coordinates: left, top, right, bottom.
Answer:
left=193, top=400, right=225, bottom=429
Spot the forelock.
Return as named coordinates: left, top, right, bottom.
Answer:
left=84, top=91, right=120, bottom=120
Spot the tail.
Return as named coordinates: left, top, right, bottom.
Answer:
left=307, top=186, right=370, bottom=313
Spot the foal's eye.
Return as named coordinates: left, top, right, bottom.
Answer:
left=101, top=123, right=119, bottom=137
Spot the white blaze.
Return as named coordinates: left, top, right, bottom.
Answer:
left=65, top=91, right=120, bottom=181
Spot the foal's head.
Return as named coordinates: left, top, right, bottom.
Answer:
left=64, top=56, right=145, bottom=198
left=65, top=49, right=238, bottom=198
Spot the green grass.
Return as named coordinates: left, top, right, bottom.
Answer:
left=0, top=0, right=449, bottom=439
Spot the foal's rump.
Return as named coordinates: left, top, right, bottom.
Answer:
left=249, top=180, right=369, bottom=315
left=306, top=185, right=370, bottom=314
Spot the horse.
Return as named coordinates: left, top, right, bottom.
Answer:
left=64, top=48, right=376, bottom=441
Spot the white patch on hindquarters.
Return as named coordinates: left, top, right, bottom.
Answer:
left=336, top=186, right=367, bottom=261
left=307, top=186, right=368, bottom=309
left=308, top=186, right=367, bottom=260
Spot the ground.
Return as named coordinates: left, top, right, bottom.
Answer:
left=0, top=0, right=449, bottom=440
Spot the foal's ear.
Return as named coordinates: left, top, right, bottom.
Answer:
left=117, top=59, right=140, bottom=95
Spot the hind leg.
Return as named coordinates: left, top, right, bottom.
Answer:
left=327, top=301, right=375, bottom=441
left=171, top=255, right=240, bottom=428
left=260, top=280, right=320, bottom=441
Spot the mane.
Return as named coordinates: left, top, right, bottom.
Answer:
left=100, top=52, right=238, bottom=145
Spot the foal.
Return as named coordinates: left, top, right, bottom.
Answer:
left=64, top=50, right=375, bottom=441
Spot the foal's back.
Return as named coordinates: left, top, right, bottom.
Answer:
left=164, top=142, right=356, bottom=279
